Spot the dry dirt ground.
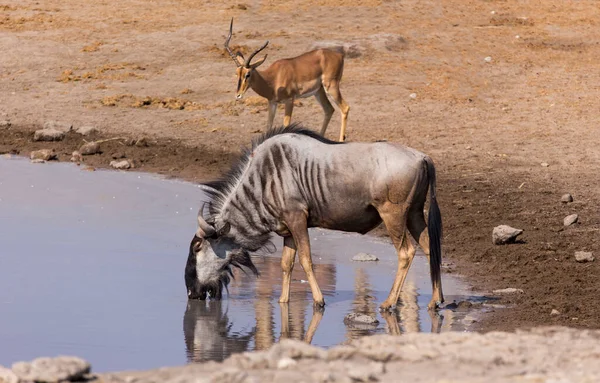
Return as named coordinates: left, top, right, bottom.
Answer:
left=1, top=0, right=600, bottom=333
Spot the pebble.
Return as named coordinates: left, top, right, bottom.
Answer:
left=551, top=309, right=560, bottom=316
left=409, top=93, right=417, bottom=99
left=344, top=313, right=380, bottom=325
left=110, top=159, right=133, bottom=170
left=30, top=149, right=57, bottom=161
left=492, top=225, right=523, bottom=245
left=276, top=358, right=297, bottom=369
left=0, top=120, right=11, bottom=129
left=33, top=129, right=65, bottom=142
left=79, top=142, right=101, bottom=155
left=12, top=356, right=90, bottom=382
left=71, top=151, right=83, bottom=163
left=493, top=288, right=524, bottom=294
left=76, top=125, right=98, bottom=136
left=574, top=251, right=594, bottom=263
left=134, top=137, right=149, bottom=147
left=563, top=214, right=578, bottom=226
left=484, top=56, right=492, bottom=63
left=561, top=193, right=573, bottom=203
left=541, top=162, right=549, bottom=167
left=352, top=253, right=379, bottom=262
left=43, top=120, right=73, bottom=132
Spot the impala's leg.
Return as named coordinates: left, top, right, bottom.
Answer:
left=314, top=87, right=334, bottom=137
left=267, top=101, right=277, bottom=130
left=286, top=212, right=324, bottom=307
left=279, top=236, right=296, bottom=303
left=407, top=206, right=444, bottom=310
left=324, top=81, right=350, bottom=142
left=279, top=302, right=291, bottom=340
left=378, top=203, right=416, bottom=310
left=304, top=307, right=324, bottom=344
left=283, top=99, right=294, bottom=127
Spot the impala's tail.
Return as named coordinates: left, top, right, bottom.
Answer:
left=425, top=156, right=444, bottom=303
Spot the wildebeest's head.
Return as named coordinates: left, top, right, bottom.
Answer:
left=185, top=204, right=259, bottom=300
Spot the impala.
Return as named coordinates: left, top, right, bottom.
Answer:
left=224, top=19, right=351, bottom=142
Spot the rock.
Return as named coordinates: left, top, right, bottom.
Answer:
left=352, top=252, right=379, bottom=262
left=574, top=251, right=594, bottom=263
left=541, top=162, right=549, bottom=167
left=484, top=56, right=492, bottom=63
left=564, top=214, right=578, bottom=226
left=79, top=142, right=101, bottom=155
left=33, top=129, right=65, bottom=142
left=561, top=193, right=573, bottom=203
left=110, top=159, right=133, bottom=170
left=30, top=149, right=57, bottom=161
left=276, top=358, right=297, bottom=369
left=457, top=300, right=473, bottom=309
left=124, top=138, right=136, bottom=146
left=0, top=120, right=11, bottom=129
left=409, top=93, right=417, bottom=99
left=493, top=288, right=524, bottom=294
left=344, top=313, right=379, bottom=325
left=134, top=137, right=149, bottom=147
left=76, top=126, right=98, bottom=136
left=11, top=356, right=90, bottom=382
left=30, top=159, right=46, bottom=164
left=492, top=225, right=523, bottom=245
left=0, top=365, right=19, bottom=383
left=551, top=309, right=560, bottom=316
left=43, top=120, right=73, bottom=132
left=70, top=151, right=83, bottom=163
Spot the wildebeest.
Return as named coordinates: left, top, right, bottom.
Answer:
left=185, top=124, right=444, bottom=310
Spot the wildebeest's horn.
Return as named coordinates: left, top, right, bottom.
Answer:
left=197, top=203, right=215, bottom=237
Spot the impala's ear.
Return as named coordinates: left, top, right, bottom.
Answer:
left=235, top=52, right=245, bottom=66
left=250, top=54, right=268, bottom=69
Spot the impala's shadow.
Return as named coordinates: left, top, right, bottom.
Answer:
left=183, top=300, right=255, bottom=363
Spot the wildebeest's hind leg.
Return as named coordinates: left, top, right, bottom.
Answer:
left=284, top=212, right=325, bottom=307
left=278, top=236, right=297, bottom=303
left=407, top=206, right=444, bottom=310
left=378, top=204, right=416, bottom=311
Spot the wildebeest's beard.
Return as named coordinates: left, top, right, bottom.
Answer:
left=185, top=235, right=259, bottom=300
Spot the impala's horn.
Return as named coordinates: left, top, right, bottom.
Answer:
left=244, top=40, right=269, bottom=67
left=224, top=18, right=242, bottom=67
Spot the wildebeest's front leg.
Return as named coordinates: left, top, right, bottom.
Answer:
left=285, top=212, right=325, bottom=307
left=278, top=236, right=296, bottom=303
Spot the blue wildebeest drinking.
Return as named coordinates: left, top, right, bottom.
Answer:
left=185, top=125, right=444, bottom=310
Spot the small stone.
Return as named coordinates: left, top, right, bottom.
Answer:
left=12, top=356, right=90, bottom=382
left=564, top=214, right=578, bottom=226
left=134, top=137, right=149, bottom=147
left=541, top=162, right=549, bottom=167
left=0, top=120, right=11, bottom=129
left=124, top=138, right=136, bottom=146
left=344, top=313, right=379, bottom=325
left=33, top=129, right=65, bottom=142
left=457, top=301, right=473, bottom=309
left=352, top=253, right=379, bottom=262
left=79, top=142, right=101, bottom=155
left=484, top=56, right=492, bottom=63
left=43, top=121, right=73, bottom=132
left=0, top=365, right=19, bottom=383
left=561, top=193, right=573, bottom=203
left=30, top=159, right=46, bottom=164
left=493, top=287, right=524, bottom=294
left=76, top=126, right=98, bottom=136
left=551, top=309, right=560, bottom=316
left=276, top=357, right=297, bottom=369
left=30, top=149, right=57, bottom=161
left=492, top=225, right=523, bottom=245
left=574, top=251, right=594, bottom=263
left=110, top=159, right=133, bottom=170
left=465, top=145, right=472, bottom=150
left=71, top=151, right=83, bottom=163
left=409, top=93, right=417, bottom=99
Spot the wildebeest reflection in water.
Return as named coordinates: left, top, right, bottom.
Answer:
left=183, top=300, right=254, bottom=363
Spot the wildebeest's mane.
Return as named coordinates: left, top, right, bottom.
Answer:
left=202, top=123, right=343, bottom=217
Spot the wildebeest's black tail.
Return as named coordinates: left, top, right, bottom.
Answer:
left=425, top=156, right=444, bottom=304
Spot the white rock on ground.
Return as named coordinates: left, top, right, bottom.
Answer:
left=0, top=120, right=11, bottom=129
left=575, top=251, right=594, bottom=263
left=492, top=225, right=523, bottom=245
left=33, top=129, right=65, bottom=142
left=352, top=252, right=379, bottom=262
left=11, top=356, right=90, bottom=382
left=493, top=288, right=524, bottom=294
left=564, top=214, right=578, bottom=226
left=30, top=149, right=57, bottom=161
left=76, top=126, right=98, bottom=136
left=79, top=142, right=101, bottom=155
left=551, top=309, right=560, bottom=315
left=43, top=120, right=73, bottom=132
left=71, top=151, right=83, bottom=163
left=110, top=159, right=133, bottom=170
left=561, top=193, right=573, bottom=203
left=344, top=313, right=380, bottom=325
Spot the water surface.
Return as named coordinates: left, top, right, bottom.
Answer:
left=0, top=157, right=481, bottom=372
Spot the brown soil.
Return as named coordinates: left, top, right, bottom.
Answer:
left=1, top=0, right=600, bottom=332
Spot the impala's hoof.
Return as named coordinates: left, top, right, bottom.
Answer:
left=378, top=302, right=397, bottom=312
left=313, top=300, right=325, bottom=308
left=428, top=300, right=443, bottom=311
